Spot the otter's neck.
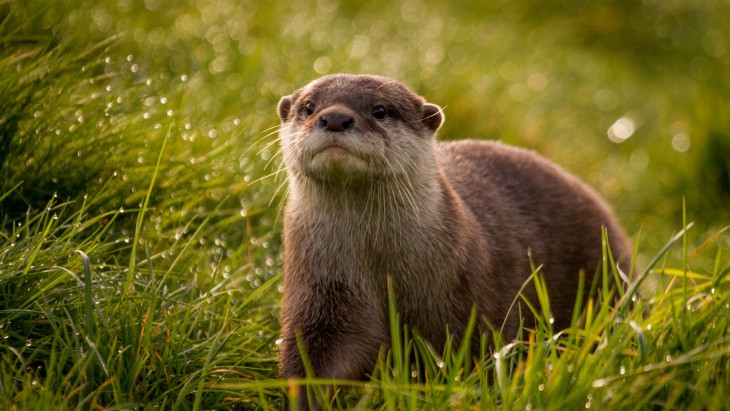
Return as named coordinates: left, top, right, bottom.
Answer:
left=285, top=166, right=478, bottom=268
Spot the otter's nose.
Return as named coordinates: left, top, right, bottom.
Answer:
left=317, top=112, right=354, bottom=132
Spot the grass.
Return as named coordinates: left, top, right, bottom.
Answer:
left=2, top=0, right=730, bottom=409
left=1, top=190, right=728, bottom=409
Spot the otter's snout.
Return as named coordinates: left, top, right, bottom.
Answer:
left=317, top=109, right=355, bottom=132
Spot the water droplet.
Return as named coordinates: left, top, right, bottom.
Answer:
left=538, top=384, right=545, bottom=391
left=620, top=365, right=626, bottom=375
left=180, top=74, right=188, bottom=82
left=666, top=355, right=672, bottom=362
left=672, top=133, right=691, bottom=152
left=131, top=64, right=139, bottom=73
left=437, top=360, right=445, bottom=369
left=607, top=115, right=636, bottom=143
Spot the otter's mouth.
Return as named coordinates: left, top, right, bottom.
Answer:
left=317, top=144, right=353, bottom=158
left=307, top=142, right=369, bottom=178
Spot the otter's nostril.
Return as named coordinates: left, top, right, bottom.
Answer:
left=317, top=117, right=328, bottom=129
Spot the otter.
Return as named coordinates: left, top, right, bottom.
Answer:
left=276, top=74, right=632, bottom=407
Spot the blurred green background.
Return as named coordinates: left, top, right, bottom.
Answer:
left=3, top=0, right=730, bottom=261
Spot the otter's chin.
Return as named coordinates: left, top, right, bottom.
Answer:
left=306, top=146, right=370, bottom=179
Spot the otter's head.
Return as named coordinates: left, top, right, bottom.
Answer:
left=277, top=74, right=443, bottom=185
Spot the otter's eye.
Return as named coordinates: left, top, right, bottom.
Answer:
left=372, top=105, right=386, bottom=120
left=304, top=102, right=315, bottom=117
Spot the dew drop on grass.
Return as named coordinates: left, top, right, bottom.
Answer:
left=437, top=360, right=445, bottom=369
left=666, top=355, right=672, bottom=362
left=620, top=365, right=626, bottom=375
left=538, top=384, right=545, bottom=391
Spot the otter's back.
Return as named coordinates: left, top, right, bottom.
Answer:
left=435, top=139, right=631, bottom=328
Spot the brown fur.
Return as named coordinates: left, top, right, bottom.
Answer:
left=276, top=74, right=632, bottom=407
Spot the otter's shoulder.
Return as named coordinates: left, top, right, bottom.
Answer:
left=435, top=139, right=556, bottom=174
left=434, top=139, right=595, bottom=204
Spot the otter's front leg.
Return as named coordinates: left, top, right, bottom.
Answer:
left=278, top=286, right=387, bottom=410
left=279, top=330, right=386, bottom=409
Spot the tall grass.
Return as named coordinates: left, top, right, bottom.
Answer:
left=5, top=188, right=725, bottom=409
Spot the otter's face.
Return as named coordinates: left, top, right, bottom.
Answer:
left=277, top=74, right=443, bottom=185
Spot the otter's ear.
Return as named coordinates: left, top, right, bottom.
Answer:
left=422, top=103, right=443, bottom=133
left=278, top=96, right=293, bottom=122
